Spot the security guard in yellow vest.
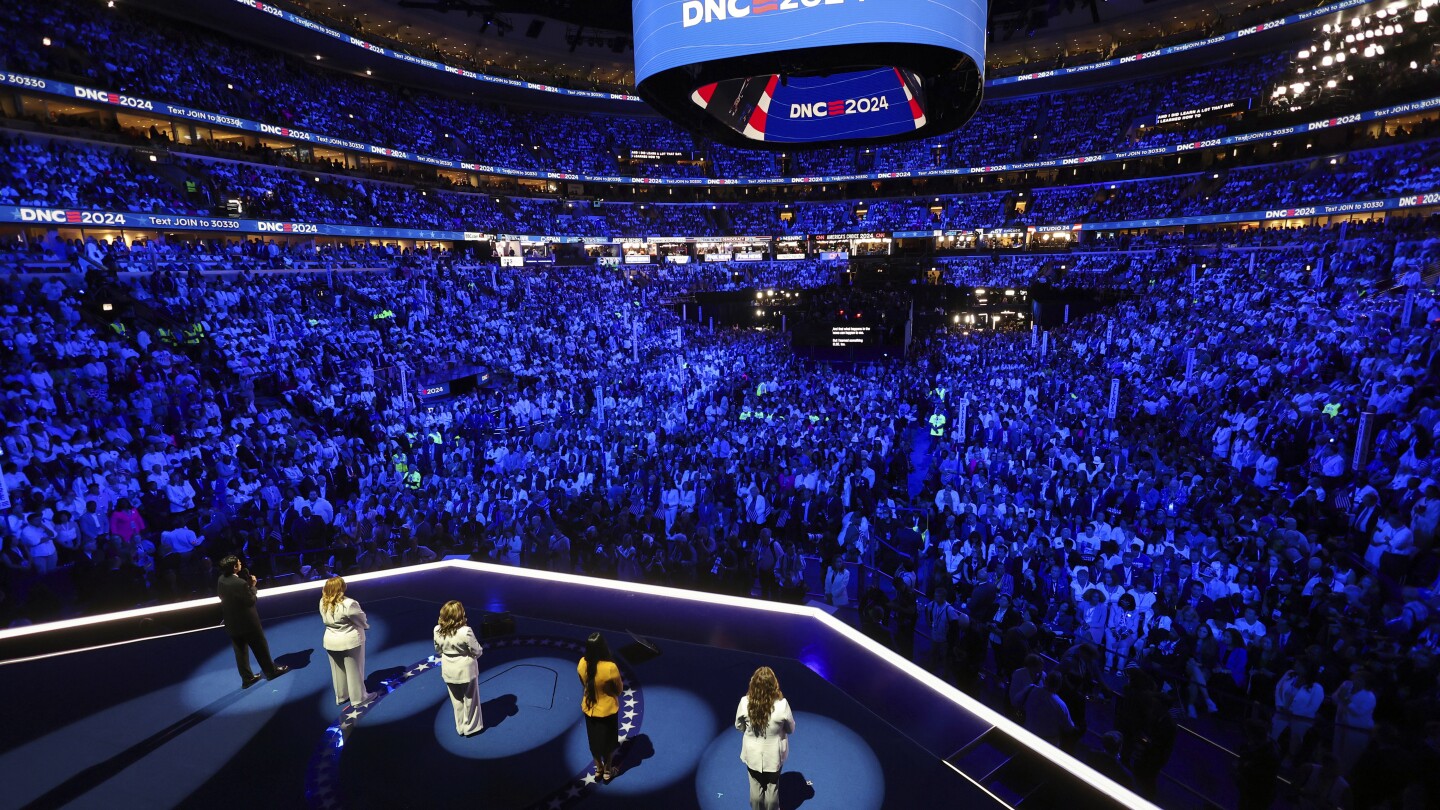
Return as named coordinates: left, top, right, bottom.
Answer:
left=928, top=411, right=947, bottom=437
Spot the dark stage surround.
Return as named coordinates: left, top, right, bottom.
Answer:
left=0, top=563, right=1151, bottom=809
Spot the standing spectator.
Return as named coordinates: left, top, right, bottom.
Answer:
left=20, top=513, right=58, bottom=574
left=1330, top=672, right=1375, bottom=775
left=1272, top=664, right=1325, bottom=763
left=1022, top=671, right=1076, bottom=747
left=109, top=498, right=145, bottom=546
left=433, top=600, right=484, bottom=736
left=735, top=665, right=796, bottom=810
left=319, top=576, right=375, bottom=708
left=578, top=632, right=623, bottom=783
left=824, top=556, right=850, bottom=611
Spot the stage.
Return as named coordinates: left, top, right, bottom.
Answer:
left=0, top=562, right=1150, bottom=809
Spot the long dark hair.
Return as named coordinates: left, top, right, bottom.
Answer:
left=582, top=632, right=612, bottom=710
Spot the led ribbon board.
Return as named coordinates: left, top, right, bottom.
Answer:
left=633, top=0, right=986, bottom=148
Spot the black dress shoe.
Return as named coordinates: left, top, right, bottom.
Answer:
left=266, top=665, right=290, bottom=680
left=242, top=674, right=264, bottom=689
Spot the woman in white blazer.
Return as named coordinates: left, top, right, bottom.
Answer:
left=433, top=600, right=484, bottom=736
left=735, top=666, right=796, bottom=810
left=320, top=577, right=376, bottom=707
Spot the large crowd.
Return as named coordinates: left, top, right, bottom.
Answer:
left=5, top=2, right=1440, bottom=808
left=5, top=133, right=1440, bottom=242
left=3, top=1, right=1438, bottom=183
left=4, top=214, right=1440, bottom=807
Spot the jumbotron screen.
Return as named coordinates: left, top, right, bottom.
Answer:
left=632, top=0, right=986, bottom=148
left=690, top=67, right=926, bottom=144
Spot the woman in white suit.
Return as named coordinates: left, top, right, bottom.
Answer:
left=735, top=666, right=796, bottom=810
left=433, top=600, right=484, bottom=736
left=320, top=577, right=376, bottom=707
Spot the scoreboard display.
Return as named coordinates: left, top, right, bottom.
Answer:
left=632, top=0, right=986, bottom=148
left=690, top=67, right=927, bottom=144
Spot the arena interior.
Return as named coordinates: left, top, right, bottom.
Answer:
left=1, top=0, right=1439, bottom=808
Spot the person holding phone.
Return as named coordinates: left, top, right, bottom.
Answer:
left=735, top=666, right=796, bottom=810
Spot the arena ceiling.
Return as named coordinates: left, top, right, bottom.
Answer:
left=285, top=0, right=1297, bottom=90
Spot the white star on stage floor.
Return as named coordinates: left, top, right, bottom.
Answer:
left=582, top=773, right=598, bottom=785
left=623, top=688, right=635, bottom=696
left=623, top=709, right=637, bottom=720
left=548, top=799, right=563, bottom=810
left=620, top=721, right=634, bottom=733
left=344, top=710, right=361, bottom=721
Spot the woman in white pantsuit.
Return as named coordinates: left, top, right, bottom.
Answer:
left=434, top=600, right=484, bottom=736
left=735, top=666, right=796, bottom=810
left=320, top=577, right=376, bottom=707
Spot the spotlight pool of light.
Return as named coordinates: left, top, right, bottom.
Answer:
left=565, top=685, right=712, bottom=793
left=695, top=712, right=884, bottom=810
left=433, top=657, right=582, bottom=758
left=338, top=639, right=447, bottom=725
left=0, top=677, right=293, bottom=808
left=181, top=616, right=332, bottom=712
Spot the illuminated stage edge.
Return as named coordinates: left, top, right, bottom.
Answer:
left=0, top=560, right=1155, bottom=810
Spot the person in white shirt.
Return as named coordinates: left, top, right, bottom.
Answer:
left=824, top=556, right=851, bottom=610
left=1272, top=665, right=1325, bottom=761
left=166, top=478, right=197, bottom=514
left=310, top=494, right=335, bottom=525
left=1365, top=509, right=1415, bottom=571
left=160, top=523, right=203, bottom=558
left=662, top=485, right=681, bottom=532
left=320, top=577, right=376, bottom=707
left=1230, top=607, right=1267, bottom=645
left=735, top=666, right=795, bottom=810
left=935, top=484, right=962, bottom=515
left=1253, top=453, right=1279, bottom=488
left=20, top=513, right=59, bottom=574
left=1331, top=672, right=1376, bottom=774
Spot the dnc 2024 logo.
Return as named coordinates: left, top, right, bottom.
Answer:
left=682, top=0, right=853, bottom=27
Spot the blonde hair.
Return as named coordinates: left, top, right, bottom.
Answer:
left=320, top=577, right=346, bottom=618
left=437, top=600, right=467, bottom=637
left=746, top=666, right=783, bottom=733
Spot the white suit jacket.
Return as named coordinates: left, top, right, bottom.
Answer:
left=320, top=597, right=368, bottom=652
left=433, top=625, right=483, bottom=684
left=735, top=696, right=795, bottom=773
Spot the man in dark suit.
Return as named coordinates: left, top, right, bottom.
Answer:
left=217, top=555, right=288, bottom=688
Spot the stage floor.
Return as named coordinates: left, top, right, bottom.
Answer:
left=0, top=592, right=986, bottom=809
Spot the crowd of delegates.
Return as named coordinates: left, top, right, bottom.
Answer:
left=4, top=1, right=1439, bottom=182
left=0, top=133, right=191, bottom=213
left=627, top=260, right=842, bottom=297
left=903, top=219, right=1440, bottom=807
left=8, top=132, right=1440, bottom=244
left=937, top=253, right=1142, bottom=291
left=2, top=213, right=1440, bottom=806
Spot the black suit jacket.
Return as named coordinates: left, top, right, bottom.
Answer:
left=218, top=573, right=263, bottom=637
